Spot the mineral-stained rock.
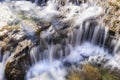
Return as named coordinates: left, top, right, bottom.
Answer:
left=5, top=40, right=33, bottom=80
left=97, top=0, right=120, bottom=33
left=108, top=0, right=120, bottom=7
left=20, top=20, right=39, bottom=36
left=67, top=63, right=120, bottom=80
left=0, top=41, right=7, bottom=53
left=67, top=64, right=102, bottom=80
left=9, top=30, right=25, bottom=41
left=0, top=1, right=119, bottom=80
left=100, top=68, right=120, bottom=80
left=82, top=64, right=102, bottom=80
left=0, top=30, right=9, bottom=41
left=0, top=25, right=20, bottom=31
left=67, top=70, right=85, bottom=80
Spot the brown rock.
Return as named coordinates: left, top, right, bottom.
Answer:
left=67, top=64, right=101, bottom=80
left=82, top=64, right=101, bottom=80
left=5, top=40, right=33, bottom=80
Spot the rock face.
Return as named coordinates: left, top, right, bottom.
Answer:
left=0, top=23, right=35, bottom=80
left=97, top=0, right=120, bottom=33
left=5, top=40, right=33, bottom=80
left=0, top=1, right=67, bottom=80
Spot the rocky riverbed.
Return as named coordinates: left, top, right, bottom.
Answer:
left=0, top=0, right=120, bottom=80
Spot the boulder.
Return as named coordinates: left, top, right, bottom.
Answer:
left=5, top=40, right=33, bottom=80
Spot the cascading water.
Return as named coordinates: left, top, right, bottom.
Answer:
left=0, top=0, right=120, bottom=80
left=24, top=0, right=120, bottom=80
left=0, top=52, right=9, bottom=80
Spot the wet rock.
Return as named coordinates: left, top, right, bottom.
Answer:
left=67, top=64, right=101, bottom=80
left=8, top=30, right=25, bottom=41
left=67, top=69, right=85, bottom=80
left=0, top=1, right=119, bottom=80
left=82, top=64, right=101, bottom=80
left=88, top=55, right=109, bottom=67
left=0, top=41, right=7, bottom=55
left=5, top=40, right=33, bottom=80
left=97, top=0, right=120, bottom=33
left=100, top=67, right=120, bottom=80
left=1, top=25, right=20, bottom=31
left=20, top=20, right=39, bottom=37
left=67, top=63, right=120, bottom=80
left=108, top=0, right=120, bottom=7
left=0, top=30, right=8, bottom=40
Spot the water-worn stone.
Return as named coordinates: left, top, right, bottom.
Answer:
left=67, top=64, right=101, bottom=80
left=0, top=1, right=119, bottom=80
left=5, top=40, right=33, bottom=80
left=97, top=0, right=120, bottom=33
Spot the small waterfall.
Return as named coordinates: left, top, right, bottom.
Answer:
left=25, top=0, right=113, bottom=80
left=114, top=38, right=120, bottom=58
left=0, top=52, right=9, bottom=80
left=34, top=0, right=38, bottom=4
left=0, top=0, right=120, bottom=80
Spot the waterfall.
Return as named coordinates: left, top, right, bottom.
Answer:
left=0, top=0, right=120, bottom=80
left=24, top=0, right=118, bottom=80
left=0, top=52, right=9, bottom=80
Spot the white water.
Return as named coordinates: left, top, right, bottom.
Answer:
left=26, top=42, right=120, bottom=80
left=26, top=60, right=66, bottom=80
left=25, top=0, right=120, bottom=80
left=0, top=52, right=9, bottom=80
left=0, top=0, right=120, bottom=80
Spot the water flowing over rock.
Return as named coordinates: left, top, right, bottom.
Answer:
left=5, top=40, right=33, bottom=80
left=0, top=0, right=120, bottom=80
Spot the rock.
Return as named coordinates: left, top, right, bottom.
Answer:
left=88, top=55, right=109, bottom=67
left=82, top=64, right=101, bottom=80
left=20, top=20, right=39, bottom=37
left=67, top=63, right=120, bottom=80
left=9, top=30, right=25, bottom=41
left=97, top=0, right=120, bottom=33
left=0, top=41, right=6, bottom=48
left=67, top=64, right=101, bottom=80
left=1, top=25, right=20, bottom=31
left=0, top=1, right=118, bottom=80
left=0, top=30, right=8, bottom=39
left=0, top=41, right=7, bottom=54
left=5, top=40, right=33, bottom=80
left=67, top=69, right=85, bottom=80
left=108, top=0, right=120, bottom=7
left=100, top=68, right=120, bottom=80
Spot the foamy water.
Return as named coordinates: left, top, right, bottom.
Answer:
left=26, top=42, right=120, bottom=80
left=25, top=0, right=120, bottom=80
left=0, top=52, right=9, bottom=80
left=0, top=0, right=120, bottom=80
